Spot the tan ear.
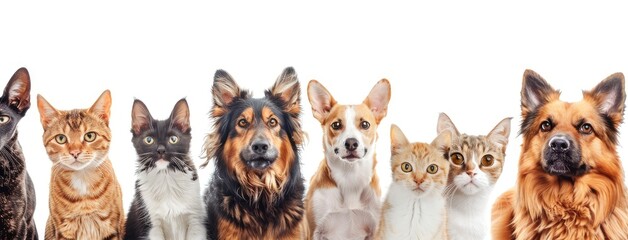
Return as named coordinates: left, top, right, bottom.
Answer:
left=587, top=72, right=625, bottom=122
left=363, top=79, right=391, bottom=124
left=487, top=117, right=512, bottom=153
left=131, top=99, right=153, bottom=135
left=269, top=67, right=301, bottom=113
left=521, top=69, right=559, bottom=116
left=169, top=98, right=190, bottom=133
left=307, top=80, right=337, bottom=123
left=390, top=124, right=410, bottom=155
left=431, top=131, right=451, bottom=156
left=37, top=94, right=59, bottom=128
left=3, top=67, right=31, bottom=113
left=436, top=112, right=460, bottom=137
left=88, top=90, right=112, bottom=125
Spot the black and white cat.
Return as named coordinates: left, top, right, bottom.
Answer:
left=124, top=98, right=206, bottom=240
left=0, top=68, right=37, bottom=240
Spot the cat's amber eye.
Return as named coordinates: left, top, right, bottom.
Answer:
left=238, top=119, right=249, bottom=128
left=268, top=118, right=278, bottom=128
left=360, top=120, right=370, bottom=130
left=400, top=162, right=413, bottom=172
left=0, top=115, right=10, bottom=124
left=169, top=136, right=179, bottom=144
left=331, top=121, right=342, bottom=130
left=84, top=132, right=97, bottom=142
left=481, top=154, right=494, bottom=167
left=579, top=123, right=593, bottom=134
left=426, top=164, right=439, bottom=174
left=144, top=136, right=154, bottom=145
left=450, top=153, right=464, bottom=165
left=540, top=120, right=552, bottom=132
left=55, top=134, right=67, bottom=144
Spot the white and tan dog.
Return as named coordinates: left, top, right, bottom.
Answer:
left=304, top=79, right=391, bottom=240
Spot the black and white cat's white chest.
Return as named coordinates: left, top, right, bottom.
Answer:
left=137, top=168, right=203, bottom=216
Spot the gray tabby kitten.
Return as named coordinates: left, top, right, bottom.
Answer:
left=437, top=113, right=511, bottom=240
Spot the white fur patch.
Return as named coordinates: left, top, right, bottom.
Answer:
left=138, top=168, right=206, bottom=240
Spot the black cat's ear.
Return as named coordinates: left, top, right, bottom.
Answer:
left=2, top=67, right=31, bottom=114
left=169, top=98, right=190, bottom=133
left=131, top=99, right=152, bottom=135
left=37, top=94, right=59, bottom=128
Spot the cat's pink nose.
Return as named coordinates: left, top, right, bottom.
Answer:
left=466, top=171, right=477, bottom=177
left=70, top=150, right=82, bottom=159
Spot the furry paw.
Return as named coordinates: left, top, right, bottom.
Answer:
left=313, top=209, right=377, bottom=240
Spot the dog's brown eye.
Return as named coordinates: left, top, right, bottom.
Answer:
left=426, top=164, right=439, bottom=174
left=481, top=154, right=494, bottom=167
left=268, top=118, right=278, bottom=128
left=331, top=121, right=342, bottom=130
left=360, top=121, right=370, bottom=130
left=579, top=123, right=593, bottom=134
left=401, top=162, right=413, bottom=172
left=450, top=153, right=464, bottom=165
left=540, top=121, right=552, bottom=132
left=238, top=119, right=249, bottom=128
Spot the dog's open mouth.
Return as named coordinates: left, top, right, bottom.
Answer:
left=246, top=157, right=275, bottom=170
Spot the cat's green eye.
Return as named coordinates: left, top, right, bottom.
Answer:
left=169, top=136, right=179, bottom=144
left=0, top=115, right=10, bottom=124
left=144, top=136, right=154, bottom=145
left=426, top=164, right=439, bottom=174
left=450, top=153, right=464, bottom=165
left=55, top=134, right=67, bottom=144
left=481, top=154, right=494, bottom=167
left=400, top=162, right=413, bottom=172
left=84, top=132, right=97, bottom=142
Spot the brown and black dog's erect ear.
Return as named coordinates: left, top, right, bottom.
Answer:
left=270, top=67, right=301, bottom=114
left=169, top=98, right=191, bottom=133
left=212, top=69, right=245, bottom=111
left=587, top=72, right=626, bottom=127
left=131, top=99, right=153, bottom=135
left=308, top=80, right=337, bottom=123
left=521, top=69, right=559, bottom=117
left=2, top=67, right=31, bottom=114
left=363, top=79, right=391, bottom=124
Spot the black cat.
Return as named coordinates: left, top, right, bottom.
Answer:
left=0, top=68, right=37, bottom=240
left=124, top=99, right=206, bottom=240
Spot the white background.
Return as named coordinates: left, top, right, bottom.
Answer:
left=1, top=1, right=627, bottom=237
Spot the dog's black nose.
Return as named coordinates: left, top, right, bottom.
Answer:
left=252, top=140, right=269, bottom=154
left=345, top=138, right=359, bottom=151
left=157, top=145, right=166, bottom=155
left=549, top=136, right=570, bottom=152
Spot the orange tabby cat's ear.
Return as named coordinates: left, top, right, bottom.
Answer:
left=390, top=124, right=410, bottom=155
left=431, top=131, right=452, bottom=151
left=131, top=99, right=152, bottom=135
left=37, top=94, right=59, bottom=128
left=88, top=90, right=112, bottom=125
left=169, top=98, right=190, bottom=133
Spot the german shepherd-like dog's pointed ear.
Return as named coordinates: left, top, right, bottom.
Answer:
left=520, top=69, right=560, bottom=136
left=585, top=72, right=626, bottom=143
left=211, top=69, right=251, bottom=117
left=266, top=67, right=303, bottom=145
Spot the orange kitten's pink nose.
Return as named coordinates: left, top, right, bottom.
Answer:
left=466, top=171, right=477, bottom=177
left=70, top=150, right=82, bottom=159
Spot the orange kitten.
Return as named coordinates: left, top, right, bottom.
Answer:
left=37, top=90, right=125, bottom=240
left=378, top=124, right=450, bottom=240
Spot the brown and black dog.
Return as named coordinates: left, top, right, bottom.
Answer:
left=492, top=69, right=628, bottom=239
left=202, top=67, right=305, bottom=240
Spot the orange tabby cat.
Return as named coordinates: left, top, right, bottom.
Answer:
left=37, top=90, right=125, bottom=240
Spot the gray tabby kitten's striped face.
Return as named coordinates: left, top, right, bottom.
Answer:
left=437, top=113, right=512, bottom=195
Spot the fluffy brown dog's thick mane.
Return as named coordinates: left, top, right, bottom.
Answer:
left=492, top=69, right=628, bottom=240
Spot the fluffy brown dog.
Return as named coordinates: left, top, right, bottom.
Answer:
left=492, top=69, right=628, bottom=239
